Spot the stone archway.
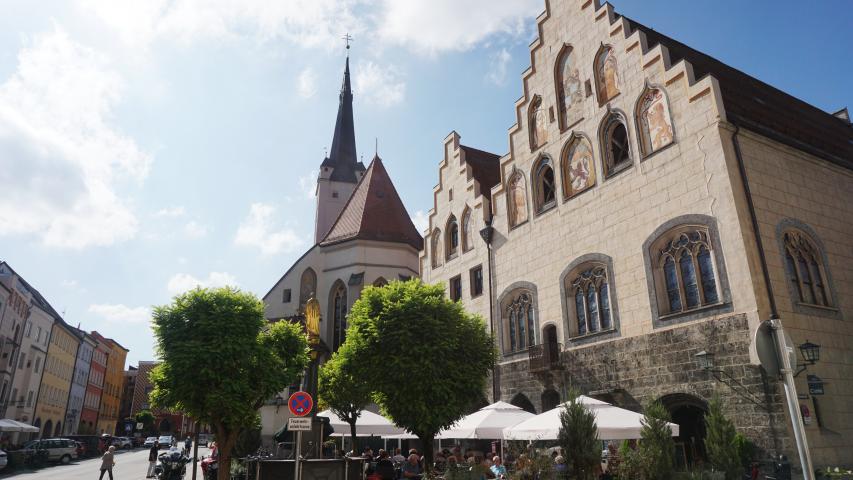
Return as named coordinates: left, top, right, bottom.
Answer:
left=42, top=420, right=52, bottom=439
left=541, top=389, right=560, bottom=412
left=510, top=393, right=536, bottom=414
left=159, top=418, right=172, bottom=433
left=659, top=393, right=708, bottom=470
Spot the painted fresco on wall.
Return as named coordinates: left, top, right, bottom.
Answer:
left=530, top=97, right=548, bottom=149
left=596, top=47, right=619, bottom=103
left=462, top=208, right=473, bottom=251
left=564, top=137, right=596, bottom=197
left=299, top=268, right=317, bottom=310
left=431, top=230, right=443, bottom=267
left=508, top=173, right=529, bottom=227
left=639, top=88, right=674, bottom=154
left=559, top=49, right=584, bottom=127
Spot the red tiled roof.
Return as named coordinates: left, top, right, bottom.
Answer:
left=625, top=19, right=853, bottom=169
left=460, top=145, right=502, bottom=199
left=321, top=156, right=424, bottom=251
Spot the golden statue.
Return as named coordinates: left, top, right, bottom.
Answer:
left=305, top=297, right=321, bottom=344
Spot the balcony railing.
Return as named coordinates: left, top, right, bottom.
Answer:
left=528, top=342, right=562, bottom=372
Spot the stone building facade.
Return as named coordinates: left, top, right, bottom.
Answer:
left=34, top=320, right=80, bottom=438
left=421, top=0, right=852, bottom=470
left=92, top=332, right=128, bottom=435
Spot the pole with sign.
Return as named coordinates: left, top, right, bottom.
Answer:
left=288, top=392, right=313, bottom=480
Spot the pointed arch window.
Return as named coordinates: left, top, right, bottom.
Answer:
left=594, top=45, right=620, bottom=104
left=372, top=277, right=387, bottom=287
left=561, top=135, right=596, bottom=198
left=555, top=45, right=583, bottom=129
left=565, top=263, right=614, bottom=338
left=503, top=290, right=536, bottom=353
left=431, top=229, right=443, bottom=268
left=637, top=86, right=674, bottom=156
left=533, top=156, right=557, bottom=213
left=330, top=280, right=348, bottom=351
left=299, top=268, right=317, bottom=312
left=782, top=229, right=832, bottom=308
left=461, top=207, right=473, bottom=252
left=651, top=226, right=721, bottom=316
left=507, top=171, right=529, bottom=228
left=446, top=215, right=459, bottom=260
left=528, top=95, right=548, bottom=151
left=600, top=112, right=632, bottom=177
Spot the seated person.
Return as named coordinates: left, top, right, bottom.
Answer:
left=402, top=454, right=421, bottom=480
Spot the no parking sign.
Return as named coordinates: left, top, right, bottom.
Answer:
left=288, top=391, right=313, bottom=417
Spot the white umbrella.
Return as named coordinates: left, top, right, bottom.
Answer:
left=0, top=419, right=39, bottom=433
left=318, top=409, right=406, bottom=436
left=502, top=396, right=680, bottom=441
left=439, top=401, right=534, bottom=439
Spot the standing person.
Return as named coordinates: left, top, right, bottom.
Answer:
left=99, top=445, right=116, bottom=480
left=147, top=441, right=160, bottom=478
left=184, top=435, right=193, bottom=456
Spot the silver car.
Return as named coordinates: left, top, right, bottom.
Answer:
left=21, top=438, right=78, bottom=464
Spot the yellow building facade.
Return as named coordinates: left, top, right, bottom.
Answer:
left=94, top=333, right=128, bottom=436
left=33, top=321, right=80, bottom=438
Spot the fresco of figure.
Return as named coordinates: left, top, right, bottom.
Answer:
left=531, top=98, right=548, bottom=149
left=559, top=51, right=584, bottom=126
left=642, top=89, right=674, bottom=152
left=597, top=47, right=620, bottom=102
left=508, top=174, right=529, bottom=226
left=567, top=138, right=595, bottom=196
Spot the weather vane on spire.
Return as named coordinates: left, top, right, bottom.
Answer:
left=342, top=33, right=353, bottom=53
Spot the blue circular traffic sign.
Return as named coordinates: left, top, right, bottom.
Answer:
left=288, top=391, right=313, bottom=417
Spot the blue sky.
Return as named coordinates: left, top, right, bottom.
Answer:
left=1, top=0, right=850, bottom=366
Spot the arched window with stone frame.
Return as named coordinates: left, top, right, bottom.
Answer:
left=329, top=280, right=348, bottom=351
left=636, top=85, right=675, bottom=156
left=299, top=267, right=317, bottom=312
left=528, top=95, right=548, bottom=151
left=499, top=287, right=537, bottom=354
left=599, top=110, right=632, bottom=178
left=561, top=133, right=596, bottom=199
left=564, top=261, right=615, bottom=338
left=431, top=229, right=443, bottom=268
left=594, top=44, right=620, bottom=105
left=648, top=222, right=723, bottom=318
left=532, top=155, right=557, bottom=214
left=461, top=206, right=474, bottom=252
left=445, top=215, right=459, bottom=260
left=506, top=170, right=529, bottom=228
left=555, top=44, right=583, bottom=130
left=781, top=227, right=833, bottom=308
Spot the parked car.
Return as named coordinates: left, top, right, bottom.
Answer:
left=196, top=434, right=212, bottom=447
left=65, top=435, right=101, bottom=457
left=114, top=437, right=133, bottom=449
left=158, top=435, right=175, bottom=449
left=20, top=438, right=78, bottom=464
left=132, top=436, right=146, bottom=448
left=144, top=437, right=158, bottom=448
left=0, top=449, right=7, bottom=470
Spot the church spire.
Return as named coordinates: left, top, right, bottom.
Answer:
left=321, top=55, right=361, bottom=183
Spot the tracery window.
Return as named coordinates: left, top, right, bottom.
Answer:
left=461, top=207, right=473, bottom=252
left=600, top=112, right=632, bottom=177
left=782, top=229, right=832, bottom=307
left=503, top=290, right=536, bottom=353
left=431, top=229, right=443, bottom=268
left=561, top=134, right=596, bottom=198
left=636, top=87, right=674, bottom=156
left=566, top=263, right=613, bottom=337
left=651, top=226, right=720, bottom=316
left=507, top=171, right=529, bottom=228
left=446, top=215, right=459, bottom=259
left=594, top=45, right=620, bottom=104
left=299, top=268, right=317, bottom=311
left=556, top=45, right=583, bottom=129
left=528, top=95, right=548, bottom=151
left=330, top=280, right=348, bottom=351
left=533, top=156, right=557, bottom=213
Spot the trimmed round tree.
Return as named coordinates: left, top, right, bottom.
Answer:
left=318, top=344, right=372, bottom=454
left=149, top=287, right=310, bottom=480
left=345, top=280, right=496, bottom=470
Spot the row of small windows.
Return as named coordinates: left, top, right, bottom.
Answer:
left=447, top=265, right=484, bottom=303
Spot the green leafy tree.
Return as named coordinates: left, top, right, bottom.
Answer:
left=150, top=287, right=310, bottom=480
left=345, top=280, right=496, bottom=471
left=135, top=410, right=156, bottom=434
left=638, top=401, right=675, bottom=479
left=318, top=344, right=372, bottom=453
left=617, top=440, right=642, bottom=480
left=704, top=395, right=740, bottom=480
left=557, top=390, right=600, bottom=480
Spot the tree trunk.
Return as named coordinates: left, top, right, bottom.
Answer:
left=216, top=424, right=239, bottom=480
left=421, top=434, right=435, bottom=475
left=348, top=420, right=358, bottom=456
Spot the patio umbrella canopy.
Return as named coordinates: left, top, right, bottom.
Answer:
left=502, top=396, right=680, bottom=441
left=439, top=401, right=535, bottom=439
left=0, top=419, right=40, bottom=432
left=318, top=409, right=406, bottom=436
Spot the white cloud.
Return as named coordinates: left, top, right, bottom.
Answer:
left=486, top=48, right=512, bottom=86
left=167, top=271, right=238, bottom=295
left=183, top=220, right=208, bottom=238
left=354, top=61, right=405, bottom=107
left=153, top=206, right=186, bottom=217
left=234, top=203, right=304, bottom=255
left=412, top=210, right=429, bottom=235
left=297, top=67, right=318, bottom=99
left=378, top=0, right=541, bottom=54
left=0, top=28, right=151, bottom=248
left=89, top=303, right=151, bottom=324
left=299, top=170, right=318, bottom=199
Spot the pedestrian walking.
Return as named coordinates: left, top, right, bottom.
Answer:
left=184, top=435, right=193, bottom=456
left=147, top=441, right=160, bottom=478
left=99, top=445, right=116, bottom=480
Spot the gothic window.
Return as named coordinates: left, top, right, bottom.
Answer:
left=431, top=229, right=443, bottom=268
left=528, top=95, right=548, bottom=151
left=502, top=290, right=536, bottom=353
left=782, top=229, right=832, bottom=308
left=446, top=215, right=459, bottom=260
left=594, top=45, right=620, bottom=104
left=636, top=86, right=674, bottom=156
left=372, top=277, right=388, bottom=287
left=299, top=268, right=317, bottom=311
left=565, top=263, right=614, bottom=337
left=600, top=112, right=632, bottom=177
left=651, top=225, right=721, bottom=316
left=461, top=207, right=473, bottom=252
left=555, top=45, right=583, bottom=129
left=561, top=134, right=596, bottom=198
left=507, top=171, right=529, bottom=228
left=330, top=280, right=348, bottom=351
left=533, top=156, right=557, bottom=213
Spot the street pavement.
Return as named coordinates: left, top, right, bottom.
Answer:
left=2, top=444, right=212, bottom=480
